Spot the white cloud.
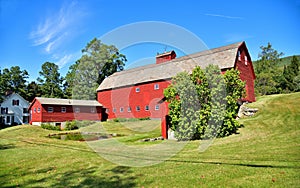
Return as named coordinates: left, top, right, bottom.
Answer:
left=29, top=1, right=86, bottom=53
left=205, top=13, right=244, bottom=20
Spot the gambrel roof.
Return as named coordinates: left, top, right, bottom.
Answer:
left=31, top=97, right=102, bottom=107
left=97, top=41, right=244, bottom=91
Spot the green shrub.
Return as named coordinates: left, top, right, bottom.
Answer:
left=64, top=121, right=78, bottom=130
left=113, top=117, right=150, bottom=122
left=41, top=123, right=60, bottom=131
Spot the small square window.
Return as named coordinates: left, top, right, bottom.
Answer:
left=120, top=107, right=124, bottom=113
left=154, top=84, right=159, bottom=90
left=145, top=105, right=149, bottom=111
left=127, top=107, right=131, bottom=112
left=75, top=107, right=80, bottom=113
left=155, top=105, right=160, bottom=111
left=113, top=108, right=116, bottom=113
left=91, top=107, right=96, bottom=113
left=34, top=108, right=37, bottom=113
left=245, top=56, right=248, bottom=65
left=48, top=107, right=54, bottom=113
left=135, top=87, right=140, bottom=92
left=106, top=108, right=109, bottom=113
left=136, top=106, right=140, bottom=112
left=37, top=108, right=41, bottom=113
left=61, top=107, right=66, bottom=113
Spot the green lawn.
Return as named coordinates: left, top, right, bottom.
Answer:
left=1, top=93, right=299, bottom=187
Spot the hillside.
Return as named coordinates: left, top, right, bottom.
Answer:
left=253, top=55, right=300, bottom=69
left=0, top=93, right=299, bottom=187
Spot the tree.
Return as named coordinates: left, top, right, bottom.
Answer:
left=281, top=56, right=300, bottom=92
left=63, top=61, right=79, bottom=98
left=254, top=42, right=284, bottom=95
left=37, top=62, right=64, bottom=98
left=25, top=81, right=42, bottom=102
left=72, top=38, right=127, bottom=100
left=0, top=66, right=29, bottom=99
left=164, top=65, right=244, bottom=140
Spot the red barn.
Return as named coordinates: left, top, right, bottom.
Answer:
left=29, top=97, right=103, bottom=126
left=97, top=41, right=256, bottom=138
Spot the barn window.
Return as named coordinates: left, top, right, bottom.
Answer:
left=34, top=108, right=36, bottom=113
left=238, top=50, right=241, bottom=61
left=75, top=107, right=80, bottom=113
left=155, top=105, right=160, bottom=111
left=136, top=106, right=140, bottom=112
left=37, top=108, right=40, bottom=113
left=135, top=87, right=140, bottom=92
left=127, top=107, right=131, bottom=112
left=91, top=107, right=96, bottom=113
left=113, top=108, right=116, bottom=113
left=106, top=108, right=109, bottom=113
left=154, top=84, right=159, bottom=90
left=61, top=107, right=66, bottom=113
left=145, top=105, right=149, bottom=111
left=48, top=107, right=53, bottom=113
left=245, top=56, right=248, bottom=66
left=120, top=107, right=124, bottom=113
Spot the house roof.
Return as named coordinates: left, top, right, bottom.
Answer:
left=34, top=97, right=102, bottom=107
left=97, top=41, right=244, bottom=91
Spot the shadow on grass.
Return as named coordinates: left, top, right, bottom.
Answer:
left=167, top=159, right=300, bottom=169
left=0, top=144, right=15, bottom=150
left=2, top=166, right=137, bottom=188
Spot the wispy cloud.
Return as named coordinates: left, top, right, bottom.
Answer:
left=205, top=13, right=244, bottom=20
left=53, top=51, right=81, bottom=69
left=30, top=1, right=85, bottom=53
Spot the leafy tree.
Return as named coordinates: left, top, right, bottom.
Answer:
left=72, top=38, right=127, bottom=100
left=164, top=65, right=244, bottom=140
left=254, top=42, right=284, bottom=95
left=37, top=62, right=64, bottom=98
left=0, top=66, right=29, bottom=99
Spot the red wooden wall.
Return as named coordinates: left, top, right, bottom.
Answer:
left=29, top=100, right=102, bottom=124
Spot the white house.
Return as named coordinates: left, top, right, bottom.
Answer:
left=0, top=93, right=30, bottom=125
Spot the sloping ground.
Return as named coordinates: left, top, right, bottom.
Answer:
left=0, top=93, right=299, bottom=187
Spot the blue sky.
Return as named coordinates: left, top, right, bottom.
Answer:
left=0, top=0, right=299, bottom=81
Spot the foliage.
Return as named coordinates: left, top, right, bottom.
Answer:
left=41, top=123, right=61, bottom=131
left=254, top=43, right=300, bottom=95
left=64, top=121, right=79, bottom=130
left=0, top=66, right=29, bottom=102
left=63, top=61, right=79, bottom=99
left=37, top=62, right=64, bottom=98
left=72, top=38, right=127, bottom=100
left=164, top=65, right=244, bottom=140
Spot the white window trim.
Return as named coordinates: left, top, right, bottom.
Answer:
left=61, top=107, right=66, bottom=113
left=91, top=107, right=96, bottom=113
left=145, top=105, right=149, bottom=111
left=154, top=84, right=159, bottom=90
left=127, top=107, right=131, bottom=112
left=75, top=107, right=80, bottom=113
left=155, top=105, right=160, bottom=111
left=120, top=107, right=124, bottom=113
left=48, top=107, right=54, bottom=113
left=136, top=106, right=140, bottom=112
left=135, top=87, right=140, bottom=92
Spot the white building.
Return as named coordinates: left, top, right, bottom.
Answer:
left=0, top=93, right=30, bottom=125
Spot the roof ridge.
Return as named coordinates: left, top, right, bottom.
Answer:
left=108, top=41, right=243, bottom=78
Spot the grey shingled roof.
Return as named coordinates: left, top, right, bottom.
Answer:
left=35, top=97, right=102, bottom=107
left=97, top=41, right=243, bottom=91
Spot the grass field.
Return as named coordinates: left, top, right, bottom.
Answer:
left=1, top=93, right=299, bottom=187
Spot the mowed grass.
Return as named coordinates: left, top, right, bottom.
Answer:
left=0, top=93, right=299, bottom=187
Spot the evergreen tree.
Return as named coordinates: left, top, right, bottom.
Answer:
left=38, top=62, right=64, bottom=98
left=281, top=56, right=300, bottom=92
